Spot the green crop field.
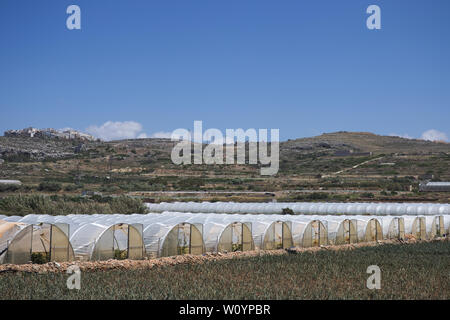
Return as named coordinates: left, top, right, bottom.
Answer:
left=1, top=241, right=449, bottom=300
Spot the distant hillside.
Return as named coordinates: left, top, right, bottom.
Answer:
left=281, top=131, right=450, bottom=155
left=0, top=131, right=448, bottom=162
left=0, top=131, right=448, bottom=202
left=0, top=136, right=176, bottom=162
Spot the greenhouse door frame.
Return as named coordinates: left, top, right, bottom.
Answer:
left=345, top=220, right=351, bottom=244
left=375, top=220, right=379, bottom=241
left=189, top=223, right=204, bottom=255
left=435, top=216, right=444, bottom=237
left=112, top=224, right=129, bottom=260
left=312, top=221, right=321, bottom=247
left=276, top=222, right=284, bottom=249
left=27, top=224, right=52, bottom=263
left=32, top=224, right=52, bottom=263
left=230, top=222, right=243, bottom=252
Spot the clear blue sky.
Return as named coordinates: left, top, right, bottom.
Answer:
left=0, top=0, right=449, bottom=141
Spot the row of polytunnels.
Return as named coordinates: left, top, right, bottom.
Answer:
left=0, top=213, right=449, bottom=264
left=147, top=202, right=450, bottom=215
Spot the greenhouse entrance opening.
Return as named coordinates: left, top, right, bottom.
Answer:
left=411, top=217, right=426, bottom=240
left=275, top=222, right=282, bottom=249
left=431, top=216, right=445, bottom=238
left=388, top=217, right=405, bottom=240
left=263, top=221, right=293, bottom=250
left=145, top=222, right=205, bottom=258
left=365, top=219, right=383, bottom=242
left=177, top=223, right=191, bottom=255
left=162, top=223, right=204, bottom=257
left=302, top=220, right=328, bottom=247
left=2, top=223, right=75, bottom=264
left=91, top=223, right=144, bottom=261
left=220, top=222, right=253, bottom=252
left=113, top=224, right=144, bottom=260
left=335, top=219, right=357, bottom=245
left=231, top=223, right=242, bottom=252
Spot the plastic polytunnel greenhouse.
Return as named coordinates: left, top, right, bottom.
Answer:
left=445, top=216, right=450, bottom=235
left=281, top=218, right=328, bottom=248
left=339, top=216, right=383, bottom=242
left=201, top=222, right=254, bottom=253
left=0, top=220, right=74, bottom=264
left=70, top=223, right=144, bottom=261
left=159, top=212, right=327, bottom=249
left=256, top=220, right=293, bottom=250
left=427, top=215, right=446, bottom=238
left=1, top=210, right=449, bottom=264
left=403, top=216, right=427, bottom=240
left=243, top=217, right=293, bottom=250
left=135, top=212, right=292, bottom=251
left=377, top=216, right=405, bottom=240
left=154, top=212, right=255, bottom=253
left=146, top=201, right=450, bottom=216
left=324, top=217, right=358, bottom=245
left=143, top=222, right=205, bottom=258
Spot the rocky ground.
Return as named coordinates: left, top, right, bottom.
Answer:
left=0, top=136, right=93, bottom=161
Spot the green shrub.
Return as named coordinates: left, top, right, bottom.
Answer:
left=110, top=196, right=148, bottom=214
left=361, top=192, right=374, bottom=198
left=114, top=249, right=128, bottom=260
left=281, top=208, right=294, bottom=215
left=307, top=192, right=328, bottom=200
left=0, top=184, right=21, bottom=192
left=38, top=182, right=62, bottom=192
left=232, top=243, right=243, bottom=252
left=31, top=252, right=49, bottom=264
left=0, top=194, right=148, bottom=215
left=64, top=184, right=83, bottom=192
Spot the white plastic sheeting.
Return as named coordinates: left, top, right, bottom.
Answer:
left=0, top=221, right=75, bottom=264
left=165, top=212, right=291, bottom=250
left=425, top=216, right=444, bottom=238
left=323, top=217, right=358, bottom=244
left=0, top=210, right=448, bottom=263
left=143, top=222, right=204, bottom=257
left=146, top=201, right=450, bottom=216
left=70, top=222, right=111, bottom=259
left=199, top=222, right=253, bottom=252
left=337, top=216, right=383, bottom=242
left=403, top=216, right=427, bottom=240
left=0, top=221, right=28, bottom=260
left=377, top=216, right=405, bottom=239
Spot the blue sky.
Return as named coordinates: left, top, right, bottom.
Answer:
left=0, top=0, right=449, bottom=141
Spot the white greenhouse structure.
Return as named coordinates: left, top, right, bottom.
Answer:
left=0, top=202, right=449, bottom=264
left=143, top=222, right=205, bottom=257
left=146, top=201, right=450, bottom=216
left=325, top=217, right=358, bottom=245
left=70, top=223, right=144, bottom=261
left=403, top=216, right=427, bottom=240
left=0, top=221, right=75, bottom=264
left=378, top=216, right=405, bottom=240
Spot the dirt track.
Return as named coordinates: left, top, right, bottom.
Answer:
left=0, top=237, right=446, bottom=274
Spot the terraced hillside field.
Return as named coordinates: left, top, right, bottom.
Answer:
left=1, top=132, right=449, bottom=203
